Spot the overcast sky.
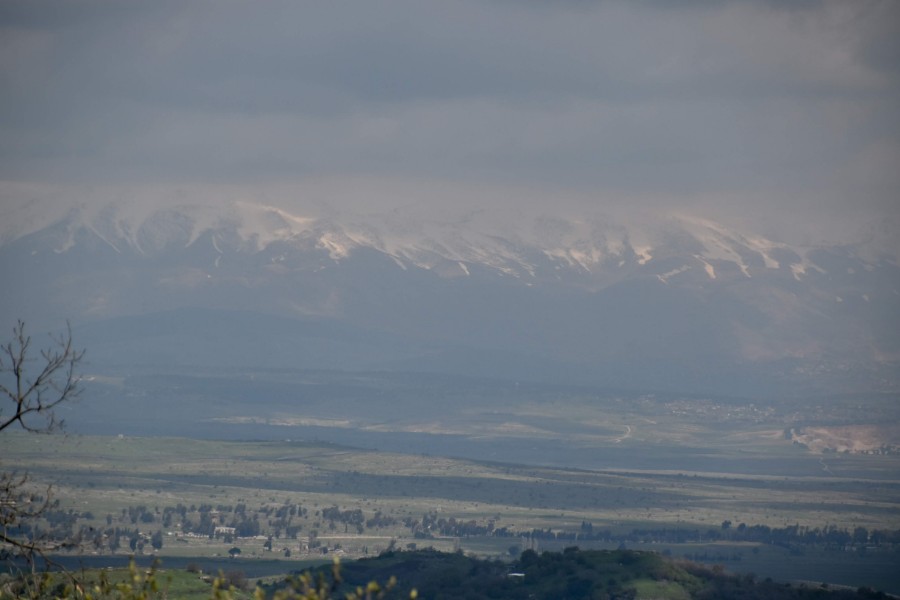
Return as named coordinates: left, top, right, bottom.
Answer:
left=1, top=1, right=898, bottom=244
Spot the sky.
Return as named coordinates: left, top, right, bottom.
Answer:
left=1, top=0, right=898, bottom=246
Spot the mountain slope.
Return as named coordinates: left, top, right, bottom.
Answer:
left=1, top=199, right=897, bottom=396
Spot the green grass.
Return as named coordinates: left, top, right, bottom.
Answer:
left=631, top=579, right=694, bottom=600
left=14, top=565, right=241, bottom=600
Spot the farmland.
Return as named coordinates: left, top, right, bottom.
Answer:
left=3, top=369, right=900, bottom=593
left=4, top=425, right=900, bottom=593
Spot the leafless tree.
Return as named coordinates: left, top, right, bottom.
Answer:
left=1, top=320, right=84, bottom=434
left=0, top=319, right=84, bottom=569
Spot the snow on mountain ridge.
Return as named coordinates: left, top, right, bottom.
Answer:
left=3, top=196, right=866, bottom=282
left=666, top=214, right=841, bottom=281
left=231, top=201, right=316, bottom=251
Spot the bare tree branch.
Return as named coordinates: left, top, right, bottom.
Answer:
left=0, top=320, right=84, bottom=434
left=0, top=320, right=85, bottom=574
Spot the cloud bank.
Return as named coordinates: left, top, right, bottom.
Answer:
left=1, top=0, right=898, bottom=246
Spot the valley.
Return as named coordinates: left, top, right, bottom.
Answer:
left=4, top=371, right=900, bottom=593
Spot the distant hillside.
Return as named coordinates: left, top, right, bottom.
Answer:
left=297, top=548, right=892, bottom=600
left=3, top=198, right=898, bottom=397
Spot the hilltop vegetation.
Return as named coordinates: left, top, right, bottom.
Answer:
left=293, top=548, right=892, bottom=600
left=6, top=549, right=892, bottom=599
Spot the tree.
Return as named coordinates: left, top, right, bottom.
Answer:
left=1, top=320, right=83, bottom=434
left=0, top=320, right=84, bottom=567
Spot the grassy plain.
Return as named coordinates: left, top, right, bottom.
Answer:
left=3, top=429, right=900, bottom=592
left=8, top=432, right=900, bottom=536
left=4, top=370, right=900, bottom=592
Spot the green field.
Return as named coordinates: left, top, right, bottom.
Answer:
left=3, top=429, right=899, bottom=593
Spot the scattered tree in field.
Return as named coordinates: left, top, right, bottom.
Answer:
left=223, top=569, right=248, bottom=591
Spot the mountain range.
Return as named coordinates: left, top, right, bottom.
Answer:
left=1, top=199, right=897, bottom=398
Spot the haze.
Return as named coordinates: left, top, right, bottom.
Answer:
left=1, top=1, right=898, bottom=247
left=3, top=3, right=900, bottom=594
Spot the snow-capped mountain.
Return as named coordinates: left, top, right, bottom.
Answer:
left=3, top=197, right=882, bottom=280
left=1, top=198, right=898, bottom=397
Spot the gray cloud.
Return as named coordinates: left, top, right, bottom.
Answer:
left=1, top=0, right=898, bottom=241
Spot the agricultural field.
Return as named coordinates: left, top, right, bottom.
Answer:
left=3, top=424, right=900, bottom=593
left=65, top=368, right=900, bottom=479
left=4, top=369, right=900, bottom=593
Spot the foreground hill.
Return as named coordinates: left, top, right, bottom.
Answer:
left=310, top=548, right=892, bottom=600
left=8, top=549, right=892, bottom=599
